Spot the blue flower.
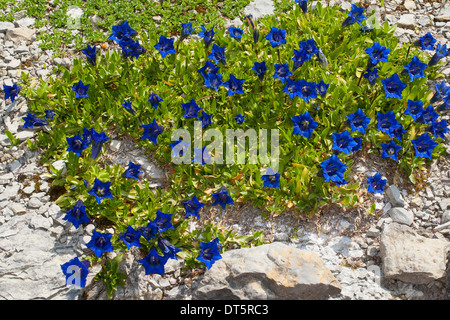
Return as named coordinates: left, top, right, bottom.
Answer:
left=122, top=100, right=136, bottom=115
left=199, top=25, right=215, bottom=48
left=297, top=79, right=318, bottom=103
left=414, top=32, right=436, bottom=50
left=332, top=130, right=358, bottom=154
left=71, top=80, right=90, bottom=98
left=81, top=44, right=98, bottom=66
left=403, top=56, right=427, bottom=81
left=388, top=123, right=407, bottom=141
left=90, top=129, right=110, bottom=159
left=376, top=111, right=399, bottom=135
left=342, top=4, right=367, bottom=27
left=63, top=200, right=91, bottom=229
left=154, top=210, right=174, bottom=233
left=381, top=140, right=403, bottom=161
left=430, top=81, right=450, bottom=104
left=66, top=134, right=89, bottom=156
left=253, top=27, right=260, bottom=44
left=193, top=146, right=212, bottom=165
left=381, top=73, right=407, bottom=99
left=148, top=93, right=163, bottom=109
left=273, top=63, right=293, bottom=83
left=347, top=108, right=371, bottom=134
left=298, top=39, right=319, bottom=59
left=119, top=39, right=146, bottom=59
left=411, top=133, right=439, bottom=159
left=365, top=42, right=390, bottom=67
left=265, top=27, right=287, bottom=48
left=282, top=78, right=300, bottom=99
left=363, top=67, right=379, bottom=86
left=154, top=35, right=176, bottom=58
left=317, top=80, right=329, bottom=97
left=416, top=104, right=439, bottom=125
left=181, top=98, right=202, bottom=119
left=139, top=221, right=159, bottom=241
left=123, top=161, right=142, bottom=180
left=295, top=0, right=308, bottom=13
left=180, top=22, right=194, bottom=40
left=88, top=178, right=113, bottom=204
left=204, top=72, right=223, bottom=91
left=427, top=120, right=449, bottom=140
left=405, top=100, right=424, bottom=121
left=351, top=137, right=362, bottom=152
left=208, top=44, right=226, bottom=65
left=158, top=237, right=182, bottom=260
left=44, top=109, right=56, bottom=119
left=139, top=247, right=169, bottom=275
left=320, top=154, right=347, bottom=186
left=224, top=74, right=245, bottom=96
left=3, top=83, right=22, bottom=103
left=197, top=237, right=222, bottom=270
left=182, top=195, right=206, bottom=219
left=428, top=43, right=449, bottom=67
left=292, top=48, right=309, bottom=70
left=291, top=111, right=318, bottom=139
left=235, top=113, right=245, bottom=124
left=83, top=127, right=94, bottom=145
left=119, top=225, right=142, bottom=250
left=200, top=111, right=213, bottom=128
left=86, top=230, right=114, bottom=258
left=261, top=167, right=280, bottom=188
left=228, top=27, right=243, bottom=42
left=60, top=257, right=90, bottom=288
left=22, top=112, right=49, bottom=129
left=198, top=61, right=220, bottom=80
left=169, top=139, right=190, bottom=157
left=141, top=119, right=164, bottom=145
left=252, top=61, right=268, bottom=81
left=108, top=21, right=137, bottom=44
left=212, top=186, right=234, bottom=210
left=367, top=173, right=387, bottom=193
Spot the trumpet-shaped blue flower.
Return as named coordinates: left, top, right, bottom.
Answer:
left=123, top=161, right=142, bottom=180
left=295, top=0, right=308, bottom=13
left=90, top=129, right=110, bottom=159
left=273, top=63, right=292, bottom=83
left=411, top=133, right=439, bottom=159
left=154, top=210, right=174, bottom=233
left=265, top=27, right=287, bottom=48
left=224, top=74, right=245, bottom=96
left=347, top=108, right=371, bottom=134
left=182, top=98, right=202, bottom=119
left=261, top=167, right=280, bottom=188
left=388, top=123, right=407, bottom=141
left=88, top=178, right=113, bottom=204
left=199, top=25, right=215, bottom=48
left=197, top=237, right=222, bottom=270
left=403, top=56, right=427, bottom=81
left=414, top=32, right=436, bottom=50
left=63, top=200, right=91, bottom=229
left=81, top=44, right=98, bottom=66
left=71, top=80, right=90, bottom=99
left=381, top=73, right=406, bottom=99
left=365, top=42, right=390, bottom=66
left=141, top=119, right=164, bottom=145
left=180, top=22, right=194, bottom=40
left=367, top=173, right=387, bottom=193
left=208, top=44, right=226, bottom=65
left=82, top=127, right=94, bottom=145
left=22, top=112, right=49, bottom=129
left=297, top=79, right=318, bottom=103
left=298, top=39, right=319, bottom=59
left=292, top=48, right=309, bottom=70
left=381, top=140, right=403, bottom=161
left=430, top=81, right=450, bottom=104
left=342, top=4, right=367, bottom=27
left=3, top=83, right=22, bottom=102
left=120, top=39, right=146, bottom=59
left=139, top=221, right=159, bottom=241
left=154, top=35, right=175, bottom=58
left=139, top=247, right=169, bottom=275
left=193, top=146, right=212, bottom=165
left=198, top=61, right=220, bottom=80
left=376, top=111, right=399, bottom=135
left=119, top=225, right=142, bottom=249
left=122, top=100, right=136, bottom=115
left=283, top=78, right=300, bottom=99
left=66, top=134, right=89, bottom=156
left=200, top=111, right=213, bottom=128
left=428, top=43, right=449, bottom=67
left=86, top=230, right=114, bottom=258
left=44, top=109, right=56, bottom=119
left=252, top=61, right=268, bottom=81
left=417, top=105, right=439, bottom=125
left=405, top=100, right=424, bottom=121
left=352, top=137, right=362, bottom=152
left=291, top=111, right=318, bottom=139
left=148, top=93, right=163, bottom=110
left=158, top=237, right=182, bottom=260
left=317, top=80, right=329, bottom=97
left=108, top=20, right=137, bottom=44
left=363, top=67, right=379, bottom=86
left=427, top=120, right=449, bottom=140
left=169, top=139, right=190, bottom=157
left=60, top=257, right=90, bottom=288
left=320, top=154, right=347, bottom=186
left=183, top=195, right=206, bottom=219
left=228, top=27, right=243, bottom=42
left=204, top=72, right=223, bottom=91
left=235, top=113, right=245, bottom=124
left=332, top=130, right=358, bottom=154
left=212, top=186, right=234, bottom=210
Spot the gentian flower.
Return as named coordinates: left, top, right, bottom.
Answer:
left=63, top=200, right=91, bottom=229
left=139, top=221, right=159, bottom=241
left=292, top=48, right=309, bottom=70
left=351, top=137, right=362, bottom=152
left=295, top=0, right=308, bottom=13
left=430, top=81, right=450, bottom=104
left=22, top=112, right=49, bottom=129
left=228, top=27, right=243, bottom=42
left=416, top=105, right=440, bottom=125
left=253, top=27, right=260, bottom=44
left=193, top=146, right=212, bottom=166
left=60, top=257, right=90, bottom=288
left=83, top=127, right=94, bottom=145
left=261, top=167, right=280, bottom=188
left=363, top=67, right=379, bottom=85
left=427, top=120, right=449, bottom=139
left=204, top=72, right=223, bottom=91
left=181, top=98, right=202, bottom=119
left=139, top=247, right=169, bottom=275
left=180, top=22, right=194, bottom=41
left=223, top=74, right=245, bottom=96
left=66, top=134, right=89, bottom=156
left=198, top=61, right=220, bottom=80
left=141, top=119, right=164, bottom=145
left=388, top=123, right=407, bottom=141
left=297, top=79, right=318, bottom=103
left=119, top=225, right=142, bottom=250
left=154, top=35, right=175, bottom=58
left=332, top=130, right=358, bottom=154
left=86, top=230, right=114, bottom=258
left=71, top=80, right=90, bottom=99
left=273, top=63, right=293, bottom=83
left=235, top=113, right=245, bottom=124
left=208, top=44, right=226, bottom=65
left=402, top=56, right=427, bottom=81
left=252, top=61, right=268, bottom=81
left=376, top=111, right=399, bottom=135
left=122, top=100, right=136, bottom=115
left=196, top=237, right=222, bottom=270
left=381, top=140, right=403, bottom=161
left=183, top=195, right=206, bottom=219
left=367, top=173, right=387, bottom=193
left=411, top=133, right=439, bottom=159
left=342, top=4, right=367, bottom=27
left=347, top=108, right=371, bottom=134
left=414, top=32, right=436, bottom=50
left=291, top=111, right=318, bottom=139
left=119, top=39, right=146, bottom=59
left=81, top=44, right=98, bottom=66
left=44, top=109, right=56, bottom=119
left=317, top=80, right=329, bottom=97
left=108, top=20, right=137, bottom=44
left=154, top=210, right=174, bottom=233
left=381, top=73, right=406, bottom=99
left=265, top=27, right=287, bottom=48
left=158, top=237, right=182, bottom=260
left=283, top=78, right=300, bottom=99
left=200, top=111, right=213, bottom=128
left=88, top=178, right=113, bottom=204
left=148, top=93, right=163, bottom=109
left=169, top=139, right=190, bottom=157
left=212, top=186, right=234, bottom=210
left=365, top=42, right=390, bottom=67
left=90, top=129, right=110, bottom=159
left=428, top=43, right=449, bottom=67
left=245, top=14, right=255, bottom=30
left=3, top=83, right=21, bottom=102
left=298, top=39, right=319, bottom=59
left=405, top=100, right=424, bottom=121
left=320, top=154, right=348, bottom=186
left=199, top=25, right=215, bottom=48
left=123, top=161, right=142, bottom=180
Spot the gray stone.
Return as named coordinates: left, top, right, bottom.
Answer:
left=380, top=222, right=449, bottom=284
left=441, top=210, right=450, bottom=224
left=388, top=207, right=414, bottom=226
left=243, top=0, right=275, bottom=19
left=194, top=242, right=341, bottom=300
left=15, top=17, right=36, bottom=28
left=30, top=214, right=52, bottom=230
left=28, top=197, right=43, bottom=209
left=9, top=203, right=27, bottom=214
left=366, top=225, right=379, bottom=238
left=0, top=184, right=20, bottom=201
left=385, top=185, right=405, bottom=207
left=5, top=28, right=36, bottom=43
left=435, top=6, right=450, bottom=22
left=7, top=59, right=21, bottom=69
left=51, top=160, right=67, bottom=175
left=0, top=21, right=15, bottom=33
left=397, top=14, right=416, bottom=29
left=109, top=140, right=122, bottom=152
left=15, top=130, right=35, bottom=140
left=403, top=0, right=416, bottom=10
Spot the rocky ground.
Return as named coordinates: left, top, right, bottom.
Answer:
left=1, top=0, right=450, bottom=300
